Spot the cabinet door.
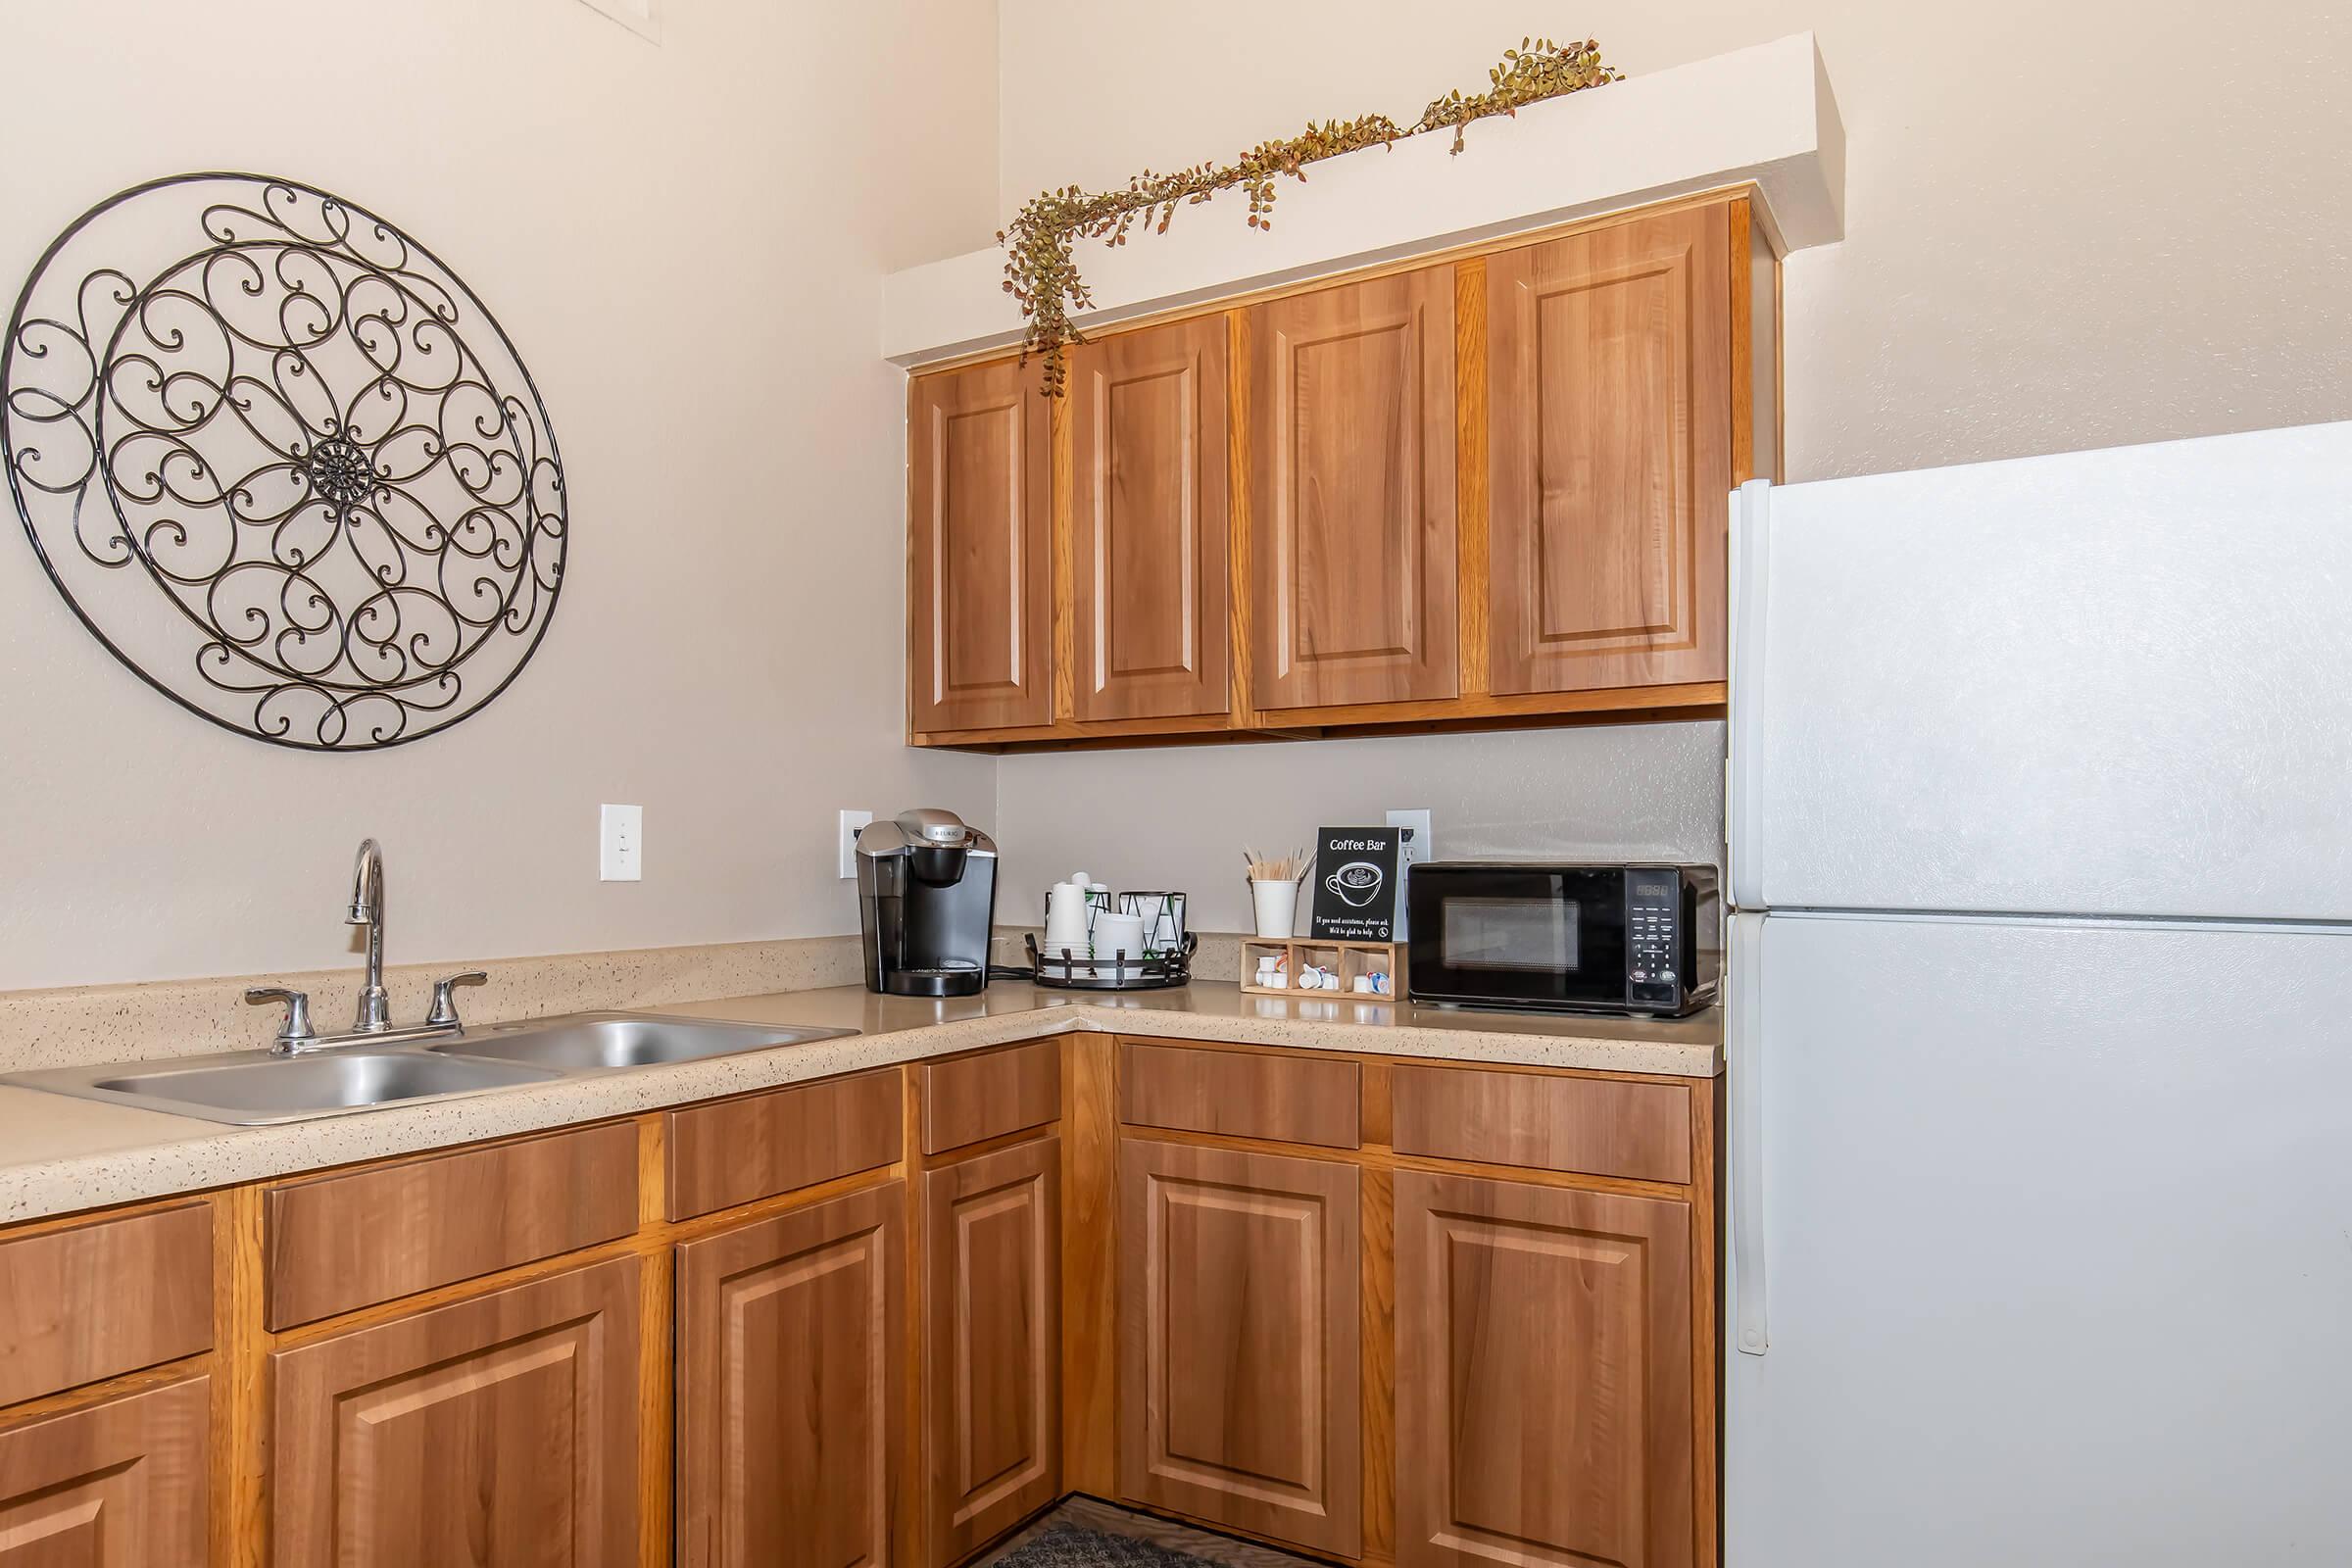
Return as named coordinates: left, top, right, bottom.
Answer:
left=1486, top=206, right=1731, bottom=695
left=677, top=1182, right=906, bottom=1568
left=1119, top=1139, right=1361, bottom=1557
left=272, top=1255, right=640, bottom=1567
left=1068, top=317, right=1233, bottom=721
left=1247, top=267, right=1457, bottom=712
left=909, top=357, right=1053, bottom=732
left=923, top=1137, right=1061, bottom=1564
left=0, top=1375, right=208, bottom=1566
left=1396, top=1172, right=1694, bottom=1568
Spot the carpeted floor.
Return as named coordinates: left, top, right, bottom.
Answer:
left=991, top=1526, right=1216, bottom=1568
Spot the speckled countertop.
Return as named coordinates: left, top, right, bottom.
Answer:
left=0, top=981, right=1721, bottom=1224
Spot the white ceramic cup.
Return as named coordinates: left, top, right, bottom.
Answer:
left=1250, top=878, right=1298, bottom=938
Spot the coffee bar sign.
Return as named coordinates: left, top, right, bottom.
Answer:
left=1308, top=826, right=1402, bottom=942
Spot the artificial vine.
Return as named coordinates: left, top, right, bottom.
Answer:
left=999, top=36, right=1623, bottom=394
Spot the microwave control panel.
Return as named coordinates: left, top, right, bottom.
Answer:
left=1625, top=869, right=1684, bottom=1007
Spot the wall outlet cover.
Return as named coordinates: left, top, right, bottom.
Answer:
left=1386, top=808, right=1434, bottom=939
left=838, top=809, right=874, bottom=879
left=599, top=804, right=643, bottom=882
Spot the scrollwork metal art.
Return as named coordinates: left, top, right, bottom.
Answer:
left=3, top=172, right=566, bottom=750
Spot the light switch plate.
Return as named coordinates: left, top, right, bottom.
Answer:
left=600, top=804, right=643, bottom=881
left=838, top=809, right=873, bottom=878
left=1387, top=808, right=1433, bottom=939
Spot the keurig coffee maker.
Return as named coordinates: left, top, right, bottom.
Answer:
left=855, top=808, right=998, bottom=997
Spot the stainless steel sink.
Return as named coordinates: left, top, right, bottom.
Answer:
left=1, top=1010, right=858, bottom=1126
left=430, top=1012, right=856, bottom=1071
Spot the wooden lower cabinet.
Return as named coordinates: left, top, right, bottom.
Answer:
left=1118, top=1139, right=1362, bottom=1558
left=1395, top=1171, right=1696, bottom=1568
left=923, top=1137, right=1062, bottom=1564
left=0, top=1374, right=209, bottom=1565
left=677, top=1181, right=906, bottom=1568
left=271, top=1255, right=642, bottom=1566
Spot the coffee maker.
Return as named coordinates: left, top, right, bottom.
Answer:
left=855, top=808, right=998, bottom=997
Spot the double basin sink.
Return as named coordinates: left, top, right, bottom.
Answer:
left=2, top=1012, right=858, bottom=1127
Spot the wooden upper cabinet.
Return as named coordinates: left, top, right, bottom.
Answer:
left=1396, top=1171, right=1694, bottom=1568
left=271, top=1256, right=641, bottom=1567
left=1068, top=317, right=1233, bottom=720
left=909, top=357, right=1052, bottom=733
left=1246, top=266, right=1458, bottom=712
left=1486, top=204, right=1733, bottom=695
left=0, top=1375, right=209, bottom=1566
left=677, top=1183, right=906, bottom=1568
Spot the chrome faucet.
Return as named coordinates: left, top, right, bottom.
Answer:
left=348, top=837, right=390, bottom=1032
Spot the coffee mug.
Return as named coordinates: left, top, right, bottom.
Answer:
left=1324, top=860, right=1385, bottom=907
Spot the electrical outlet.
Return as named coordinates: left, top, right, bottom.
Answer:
left=599, top=804, right=642, bottom=881
left=838, top=809, right=873, bottom=878
left=1387, top=808, right=1433, bottom=938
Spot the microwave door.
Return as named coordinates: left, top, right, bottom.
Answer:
left=1426, top=870, right=1626, bottom=1007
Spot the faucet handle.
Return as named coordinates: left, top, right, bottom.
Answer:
left=426, top=970, right=488, bottom=1028
left=245, top=987, right=316, bottom=1052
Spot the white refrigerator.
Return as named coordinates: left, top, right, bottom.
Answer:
left=1723, top=420, right=2352, bottom=1565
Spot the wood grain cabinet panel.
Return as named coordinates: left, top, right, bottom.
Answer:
left=667, top=1068, right=904, bottom=1221
left=271, top=1255, right=641, bottom=1567
left=0, top=1201, right=211, bottom=1406
left=265, top=1121, right=640, bottom=1328
left=1118, top=1041, right=1360, bottom=1150
left=1390, top=1064, right=1690, bottom=1185
left=677, top=1182, right=905, bottom=1568
left=1119, top=1139, right=1361, bottom=1557
left=909, top=357, right=1053, bottom=732
left=1487, top=206, right=1732, bottom=694
left=0, top=1375, right=209, bottom=1566
left=1069, top=316, right=1233, bottom=720
left=920, top=1040, right=1061, bottom=1155
left=923, top=1138, right=1061, bottom=1564
left=1247, top=267, right=1458, bottom=712
left=1396, top=1172, right=1694, bottom=1568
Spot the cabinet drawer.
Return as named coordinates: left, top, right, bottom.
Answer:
left=265, top=1121, right=640, bottom=1330
left=1118, top=1041, right=1359, bottom=1150
left=667, top=1068, right=903, bottom=1221
left=0, top=1202, right=212, bottom=1406
left=920, top=1040, right=1060, bottom=1154
left=1391, top=1065, right=1690, bottom=1185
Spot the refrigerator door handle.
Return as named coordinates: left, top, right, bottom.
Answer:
left=1730, top=910, right=1769, bottom=1354
left=1727, top=480, right=1772, bottom=910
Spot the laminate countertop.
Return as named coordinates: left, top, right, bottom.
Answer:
left=0, top=981, right=1721, bottom=1224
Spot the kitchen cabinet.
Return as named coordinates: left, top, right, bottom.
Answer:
left=1118, top=1138, right=1362, bottom=1557
left=0, top=1375, right=209, bottom=1566
left=922, top=1136, right=1061, bottom=1564
left=1485, top=205, right=1733, bottom=695
left=1245, top=264, right=1458, bottom=715
left=271, top=1255, right=642, bottom=1566
left=1068, top=315, right=1233, bottom=722
left=677, top=1183, right=906, bottom=1568
left=1395, top=1171, right=1695, bottom=1568
left=908, top=355, right=1054, bottom=734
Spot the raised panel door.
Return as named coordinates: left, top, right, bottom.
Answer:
left=0, top=1376, right=208, bottom=1566
left=1069, top=318, right=1232, bottom=720
left=923, top=1137, right=1060, bottom=1564
left=1118, top=1139, right=1361, bottom=1557
left=677, top=1182, right=906, bottom=1568
left=271, top=1256, right=641, bottom=1567
left=1395, top=1171, right=1694, bottom=1568
left=1247, top=268, right=1457, bottom=711
left=909, top=357, right=1052, bottom=732
left=1487, top=206, right=1731, bottom=694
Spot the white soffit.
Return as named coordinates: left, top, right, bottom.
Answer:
left=882, top=32, right=1844, bottom=368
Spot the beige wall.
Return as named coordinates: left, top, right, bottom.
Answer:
left=987, top=0, right=2352, bottom=928
left=0, top=0, right=1000, bottom=989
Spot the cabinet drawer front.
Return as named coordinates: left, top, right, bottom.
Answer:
left=921, top=1040, right=1061, bottom=1154
left=0, top=1202, right=212, bottom=1406
left=1119, top=1041, right=1360, bottom=1150
left=0, top=1373, right=211, bottom=1565
left=1391, top=1065, right=1690, bottom=1185
left=667, top=1068, right=903, bottom=1221
left=265, top=1120, right=640, bottom=1330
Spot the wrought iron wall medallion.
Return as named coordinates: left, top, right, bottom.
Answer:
left=3, top=173, right=566, bottom=750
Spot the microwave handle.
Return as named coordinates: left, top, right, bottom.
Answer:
left=1729, top=910, right=1769, bottom=1355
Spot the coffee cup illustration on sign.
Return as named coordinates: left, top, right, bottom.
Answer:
left=1325, top=860, right=1385, bottom=907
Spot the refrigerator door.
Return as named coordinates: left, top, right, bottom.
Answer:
left=1724, top=910, right=2352, bottom=1567
left=1728, top=419, right=2352, bottom=919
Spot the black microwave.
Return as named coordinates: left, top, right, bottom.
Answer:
left=1405, top=862, right=1721, bottom=1016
